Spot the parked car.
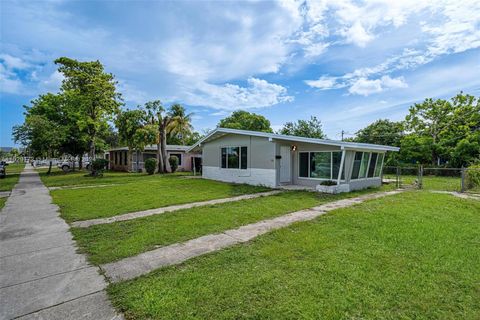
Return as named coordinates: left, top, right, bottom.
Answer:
left=57, top=160, right=91, bottom=172
left=0, top=161, right=8, bottom=179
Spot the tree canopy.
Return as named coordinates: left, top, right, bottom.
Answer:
left=218, top=110, right=272, bottom=133
left=279, top=116, right=326, bottom=139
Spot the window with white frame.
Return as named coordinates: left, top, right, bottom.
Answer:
left=221, top=147, right=247, bottom=169
left=299, top=151, right=344, bottom=180
left=351, top=152, right=384, bottom=179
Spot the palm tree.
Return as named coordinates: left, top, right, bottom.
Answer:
left=167, top=104, right=193, bottom=145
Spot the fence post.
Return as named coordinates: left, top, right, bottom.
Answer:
left=418, top=165, right=423, bottom=189
left=460, top=167, right=465, bottom=193
left=396, top=166, right=400, bottom=188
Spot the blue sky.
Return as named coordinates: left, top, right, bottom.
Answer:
left=1, top=0, right=479, bottom=147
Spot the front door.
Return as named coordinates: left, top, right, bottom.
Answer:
left=280, top=145, right=291, bottom=183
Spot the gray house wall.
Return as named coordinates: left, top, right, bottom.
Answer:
left=202, top=134, right=277, bottom=187
left=200, top=133, right=387, bottom=191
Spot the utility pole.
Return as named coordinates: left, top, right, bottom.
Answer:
left=341, top=130, right=344, bottom=141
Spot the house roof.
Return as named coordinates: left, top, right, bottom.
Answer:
left=187, top=128, right=400, bottom=152
left=109, top=145, right=191, bottom=152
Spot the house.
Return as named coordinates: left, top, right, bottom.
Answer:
left=108, top=145, right=201, bottom=172
left=187, top=128, right=399, bottom=192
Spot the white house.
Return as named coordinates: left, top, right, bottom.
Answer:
left=187, top=128, right=399, bottom=192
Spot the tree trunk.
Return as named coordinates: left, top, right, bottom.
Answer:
left=160, top=123, right=168, bottom=173
left=79, top=157, right=83, bottom=170
left=157, top=140, right=164, bottom=173
left=136, top=150, right=140, bottom=172
left=127, top=149, right=132, bottom=172
left=89, top=136, right=96, bottom=175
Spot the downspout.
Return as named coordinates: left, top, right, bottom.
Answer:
left=337, top=147, right=346, bottom=185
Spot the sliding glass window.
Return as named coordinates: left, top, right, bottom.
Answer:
left=221, top=147, right=247, bottom=169
left=374, top=153, right=384, bottom=177
left=299, top=151, right=344, bottom=180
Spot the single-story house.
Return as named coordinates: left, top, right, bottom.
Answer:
left=187, top=128, right=399, bottom=192
left=108, top=145, right=201, bottom=172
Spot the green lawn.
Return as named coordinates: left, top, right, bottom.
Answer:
left=51, top=173, right=270, bottom=222
left=383, top=173, right=462, bottom=191
left=37, top=166, right=192, bottom=187
left=0, top=198, right=6, bottom=210
left=0, top=163, right=25, bottom=192
left=73, top=186, right=393, bottom=265
left=108, top=191, right=480, bottom=319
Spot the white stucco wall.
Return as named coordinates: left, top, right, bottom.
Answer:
left=202, top=166, right=276, bottom=188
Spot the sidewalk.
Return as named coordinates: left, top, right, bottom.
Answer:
left=0, top=165, right=122, bottom=320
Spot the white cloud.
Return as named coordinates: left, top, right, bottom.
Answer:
left=184, top=78, right=294, bottom=110
left=341, top=21, right=374, bottom=47
left=0, top=54, right=30, bottom=70
left=40, top=70, right=63, bottom=92
left=348, top=76, right=407, bottom=96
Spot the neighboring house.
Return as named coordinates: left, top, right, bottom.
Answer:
left=187, top=128, right=399, bottom=192
left=108, top=145, right=201, bottom=172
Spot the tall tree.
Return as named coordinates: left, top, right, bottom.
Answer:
left=279, top=116, right=325, bottom=138
left=145, top=100, right=167, bottom=173
left=12, top=94, right=67, bottom=173
left=55, top=57, right=122, bottom=174
left=354, top=119, right=404, bottom=147
left=218, top=110, right=272, bottom=133
left=166, top=104, right=194, bottom=145
left=116, top=109, right=149, bottom=171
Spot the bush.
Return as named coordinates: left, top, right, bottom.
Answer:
left=320, top=180, right=337, bottom=186
left=169, top=156, right=179, bottom=173
left=145, top=158, right=157, bottom=175
left=466, top=164, right=480, bottom=189
left=89, top=158, right=108, bottom=177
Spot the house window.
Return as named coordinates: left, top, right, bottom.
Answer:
left=299, top=151, right=344, bottom=180
left=374, top=153, right=384, bottom=177
left=124, top=151, right=128, bottom=165
left=221, top=147, right=247, bottom=169
left=367, top=153, right=378, bottom=178
left=170, top=153, right=182, bottom=166
left=351, top=152, right=384, bottom=179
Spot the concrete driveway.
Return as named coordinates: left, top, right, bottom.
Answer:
left=0, top=165, right=122, bottom=320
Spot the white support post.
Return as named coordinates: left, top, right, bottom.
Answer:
left=337, top=148, right=346, bottom=185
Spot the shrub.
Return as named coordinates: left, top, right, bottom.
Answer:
left=89, top=158, right=108, bottom=177
left=466, top=164, right=480, bottom=189
left=145, top=158, right=157, bottom=175
left=320, top=180, right=337, bottom=186
left=169, top=156, right=179, bottom=173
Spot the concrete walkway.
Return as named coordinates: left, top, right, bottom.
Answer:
left=430, top=190, right=480, bottom=201
left=0, top=165, right=122, bottom=320
left=72, top=190, right=283, bottom=228
left=102, top=189, right=403, bottom=283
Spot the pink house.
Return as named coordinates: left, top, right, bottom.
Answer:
left=108, top=145, right=201, bottom=172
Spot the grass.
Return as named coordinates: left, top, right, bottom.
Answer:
left=0, top=197, right=6, bottom=210
left=0, top=163, right=25, bottom=192
left=108, top=191, right=480, bottom=319
left=37, top=166, right=192, bottom=187
left=51, top=173, right=270, bottom=222
left=72, top=186, right=393, bottom=265
left=383, top=173, right=463, bottom=191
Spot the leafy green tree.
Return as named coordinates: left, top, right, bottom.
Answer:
left=354, top=119, right=403, bottom=146
left=116, top=109, right=149, bottom=171
left=55, top=57, right=122, bottom=174
left=404, top=93, right=479, bottom=166
left=279, top=116, right=325, bottom=138
left=218, top=110, right=272, bottom=133
left=13, top=114, right=63, bottom=174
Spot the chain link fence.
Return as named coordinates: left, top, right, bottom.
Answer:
left=383, top=166, right=480, bottom=194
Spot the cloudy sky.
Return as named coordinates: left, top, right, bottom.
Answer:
left=1, top=0, right=479, bottom=146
